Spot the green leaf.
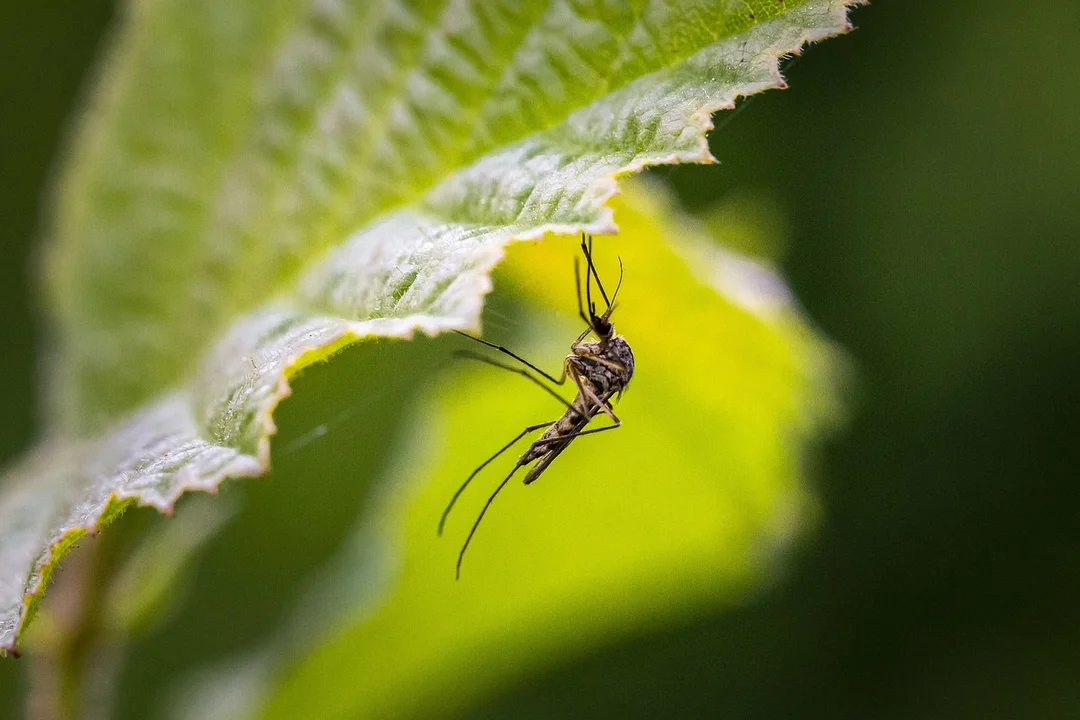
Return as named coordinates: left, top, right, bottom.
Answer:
left=201, top=183, right=839, bottom=719
left=0, top=0, right=858, bottom=655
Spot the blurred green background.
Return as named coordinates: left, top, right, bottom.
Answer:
left=3, top=1, right=1079, bottom=717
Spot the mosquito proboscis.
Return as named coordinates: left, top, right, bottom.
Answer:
left=439, top=234, right=635, bottom=579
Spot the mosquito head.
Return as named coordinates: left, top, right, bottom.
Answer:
left=591, top=314, right=613, bottom=340
left=577, top=234, right=623, bottom=342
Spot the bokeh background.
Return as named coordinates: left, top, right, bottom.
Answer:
left=3, top=1, right=1079, bottom=717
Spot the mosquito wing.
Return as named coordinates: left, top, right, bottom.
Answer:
left=522, top=438, right=575, bottom=485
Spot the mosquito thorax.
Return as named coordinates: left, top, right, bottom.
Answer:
left=607, top=335, right=635, bottom=383
left=572, top=334, right=634, bottom=393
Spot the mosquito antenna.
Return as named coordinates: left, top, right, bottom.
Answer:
left=602, top=257, right=624, bottom=320
left=582, top=234, right=597, bottom=318
left=456, top=462, right=524, bottom=579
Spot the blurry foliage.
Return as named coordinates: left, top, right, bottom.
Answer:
left=3, top=0, right=1080, bottom=718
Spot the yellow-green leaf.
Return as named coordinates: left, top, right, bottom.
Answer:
left=255, top=185, right=842, bottom=719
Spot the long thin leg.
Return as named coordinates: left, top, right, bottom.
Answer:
left=522, top=415, right=622, bottom=485
left=457, top=461, right=526, bottom=579
left=453, top=351, right=573, bottom=412
left=438, top=420, right=555, bottom=536
left=575, top=256, right=592, bottom=328
left=584, top=238, right=597, bottom=317
left=532, top=421, right=620, bottom=445
left=581, top=235, right=611, bottom=308
left=570, top=371, right=621, bottom=426
left=452, top=330, right=566, bottom=385
left=531, top=377, right=620, bottom=448
left=569, top=353, right=627, bottom=377
left=519, top=372, right=622, bottom=446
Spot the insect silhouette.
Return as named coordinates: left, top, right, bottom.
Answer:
left=439, top=234, right=635, bottom=579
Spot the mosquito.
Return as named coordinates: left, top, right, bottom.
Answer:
left=438, top=234, right=635, bottom=579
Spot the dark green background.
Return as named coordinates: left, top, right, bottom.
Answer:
left=3, top=1, right=1079, bottom=717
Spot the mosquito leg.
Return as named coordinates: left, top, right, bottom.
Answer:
left=438, top=420, right=555, bottom=536
left=453, top=351, right=573, bottom=411
left=581, top=235, right=612, bottom=307
left=567, top=340, right=626, bottom=376
left=570, top=340, right=594, bottom=356
left=572, top=327, right=591, bottom=347
left=570, top=372, right=621, bottom=426
left=584, top=355, right=628, bottom=376
left=452, top=331, right=566, bottom=385
left=457, top=460, right=526, bottom=579
left=574, top=257, right=591, bottom=329
left=531, top=421, right=620, bottom=445
left=530, top=375, right=620, bottom=448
